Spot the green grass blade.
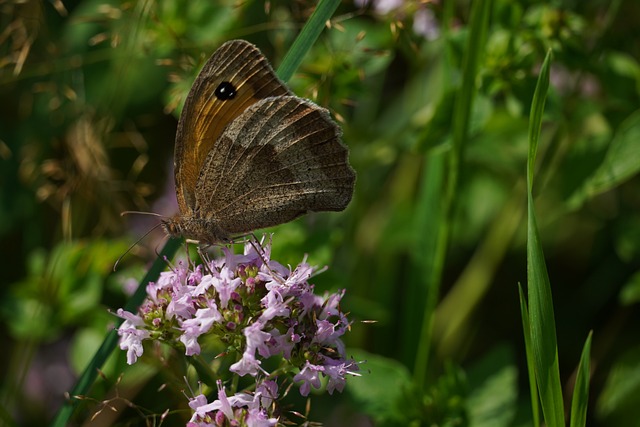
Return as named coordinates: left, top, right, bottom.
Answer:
left=519, top=283, right=541, bottom=427
left=527, top=49, right=564, bottom=427
left=276, top=0, right=341, bottom=82
left=570, top=332, right=593, bottom=427
left=413, top=0, right=492, bottom=389
left=527, top=50, right=551, bottom=192
left=450, top=0, right=492, bottom=162
left=527, top=193, right=564, bottom=427
left=412, top=151, right=445, bottom=385
left=50, top=237, right=181, bottom=427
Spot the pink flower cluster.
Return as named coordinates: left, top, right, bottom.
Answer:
left=116, top=240, right=360, bottom=425
left=187, top=380, right=278, bottom=427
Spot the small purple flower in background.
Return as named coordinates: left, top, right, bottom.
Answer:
left=355, top=0, right=441, bottom=40
left=116, top=237, right=361, bottom=425
left=413, top=7, right=440, bottom=40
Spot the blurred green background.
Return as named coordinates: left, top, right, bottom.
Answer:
left=2, top=0, right=640, bottom=426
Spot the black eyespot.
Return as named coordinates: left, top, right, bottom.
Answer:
left=214, top=81, right=237, bottom=100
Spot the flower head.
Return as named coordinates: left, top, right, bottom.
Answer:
left=116, top=237, right=362, bottom=423
left=188, top=380, right=277, bottom=427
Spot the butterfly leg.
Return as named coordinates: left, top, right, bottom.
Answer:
left=196, top=244, right=216, bottom=276
left=180, top=239, right=197, bottom=271
left=248, top=233, right=285, bottom=285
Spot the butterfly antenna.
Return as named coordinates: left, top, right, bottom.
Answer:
left=113, top=222, right=164, bottom=271
left=121, top=210, right=164, bottom=217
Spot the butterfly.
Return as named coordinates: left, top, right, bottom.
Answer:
left=161, top=40, right=356, bottom=244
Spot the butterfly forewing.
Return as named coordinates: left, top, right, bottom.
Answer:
left=174, top=40, right=292, bottom=213
left=194, top=96, right=355, bottom=235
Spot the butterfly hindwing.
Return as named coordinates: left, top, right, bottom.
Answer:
left=193, top=96, right=355, bottom=235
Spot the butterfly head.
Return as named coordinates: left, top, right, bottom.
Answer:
left=160, top=216, right=182, bottom=239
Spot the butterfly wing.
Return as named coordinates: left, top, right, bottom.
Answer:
left=194, top=96, right=355, bottom=235
left=174, top=40, right=292, bottom=214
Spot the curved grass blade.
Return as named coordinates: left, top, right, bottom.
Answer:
left=519, top=283, right=541, bottom=427
left=527, top=51, right=551, bottom=193
left=277, top=0, right=340, bottom=82
left=570, top=332, right=593, bottom=427
left=526, top=49, right=565, bottom=427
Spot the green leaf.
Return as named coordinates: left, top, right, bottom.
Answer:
left=526, top=49, right=565, bottom=427
left=597, top=346, right=640, bottom=424
left=527, top=194, right=565, bottom=427
left=569, top=109, right=640, bottom=207
left=3, top=241, right=129, bottom=340
left=570, top=332, right=592, bottom=427
left=519, top=284, right=541, bottom=427
left=614, top=215, right=640, bottom=263
left=619, top=270, right=640, bottom=305
left=606, top=52, right=640, bottom=80
left=466, top=345, right=518, bottom=427
left=347, top=349, right=416, bottom=425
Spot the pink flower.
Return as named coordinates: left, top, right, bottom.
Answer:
left=230, top=323, right=271, bottom=376
left=116, top=309, right=150, bottom=364
left=293, top=361, right=324, bottom=396
left=245, top=408, right=278, bottom=427
left=212, top=270, right=242, bottom=309
left=255, top=380, right=278, bottom=409
left=259, top=290, right=290, bottom=322
left=320, top=289, right=345, bottom=319
left=117, top=235, right=361, bottom=423
left=179, top=303, right=222, bottom=356
left=188, top=381, right=257, bottom=425
left=322, top=357, right=361, bottom=395
left=264, top=326, right=299, bottom=359
left=192, top=274, right=214, bottom=296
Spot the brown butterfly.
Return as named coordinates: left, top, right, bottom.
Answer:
left=161, top=40, right=356, bottom=244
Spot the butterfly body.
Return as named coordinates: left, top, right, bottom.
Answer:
left=163, top=40, right=355, bottom=244
left=162, top=216, right=230, bottom=244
